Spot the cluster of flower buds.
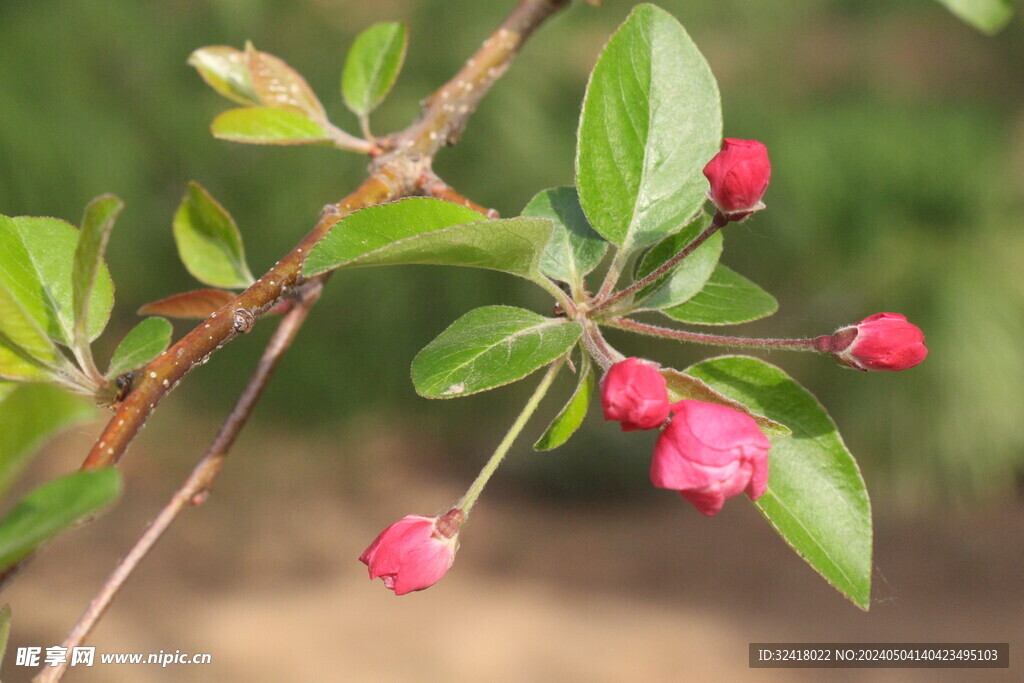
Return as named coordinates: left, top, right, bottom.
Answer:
left=601, top=358, right=771, bottom=516
left=358, top=139, right=929, bottom=595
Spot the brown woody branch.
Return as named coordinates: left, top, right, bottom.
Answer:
left=36, top=280, right=325, bottom=683
left=81, top=0, right=572, bottom=471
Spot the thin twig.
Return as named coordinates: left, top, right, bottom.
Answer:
left=35, top=280, right=324, bottom=683
left=419, top=170, right=499, bottom=217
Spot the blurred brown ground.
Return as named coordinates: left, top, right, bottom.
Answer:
left=3, top=415, right=1020, bottom=682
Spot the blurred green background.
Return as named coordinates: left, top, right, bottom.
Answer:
left=1, top=0, right=1022, bottom=507
left=2, top=1, right=1023, bottom=680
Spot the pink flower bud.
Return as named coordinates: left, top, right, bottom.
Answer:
left=827, top=312, right=928, bottom=372
left=650, top=400, right=770, bottom=516
left=359, top=509, right=463, bottom=595
left=601, top=357, right=671, bottom=431
left=702, top=138, right=771, bottom=220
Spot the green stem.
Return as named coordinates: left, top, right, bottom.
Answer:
left=70, top=342, right=104, bottom=389
left=595, top=247, right=628, bottom=302
left=539, top=278, right=578, bottom=319
left=606, top=316, right=830, bottom=352
left=457, top=356, right=565, bottom=515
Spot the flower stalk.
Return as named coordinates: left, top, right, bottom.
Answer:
left=457, top=356, right=565, bottom=515
left=592, top=212, right=729, bottom=315
left=605, top=316, right=828, bottom=352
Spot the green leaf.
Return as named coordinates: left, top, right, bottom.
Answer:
left=173, top=182, right=255, bottom=289
left=632, top=216, right=722, bottom=310
left=0, top=335, right=54, bottom=382
left=412, top=306, right=583, bottom=398
left=189, top=46, right=259, bottom=106
left=575, top=4, right=721, bottom=253
left=522, top=187, right=607, bottom=289
left=661, top=367, right=790, bottom=438
left=687, top=356, right=872, bottom=609
left=342, top=22, right=408, bottom=117
left=934, top=0, right=1014, bottom=33
left=534, top=354, right=594, bottom=451
left=662, top=264, right=778, bottom=325
left=106, top=317, right=173, bottom=380
left=0, top=384, right=95, bottom=499
left=72, top=194, right=123, bottom=352
left=0, top=215, right=114, bottom=352
left=303, top=198, right=554, bottom=286
left=0, top=468, right=122, bottom=571
left=211, top=107, right=332, bottom=146
left=0, top=604, right=10, bottom=667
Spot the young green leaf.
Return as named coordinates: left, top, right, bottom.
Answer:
left=72, top=194, right=123, bottom=354
left=106, top=317, right=173, bottom=380
left=246, top=42, right=327, bottom=121
left=0, top=215, right=114, bottom=351
left=188, top=46, right=259, bottom=106
left=0, top=384, right=95, bottom=498
left=631, top=216, right=722, bottom=310
left=211, top=107, right=333, bottom=146
left=934, top=0, right=1014, bottom=33
left=576, top=4, right=721, bottom=254
left=0, top=381, right=14, bottom=404
left=173, top=182, right=255, bottom=289
left=522, top=187, right=607, bottom=290
left=534, top=353, right=594, bottom=451
left=412, top=306, right=583, bottom=399
left=0, top=334, right=56, bottom=382
left=137, top=288, right=237, bottom=319
left=342, top=22, right=408, bottom=117
left=661, top=367, right=790, bottom=438
left=303, top=198, right=555, bottom=287
left=687, top=356, right=872, bottom=609
left=662, top=264, right=778, bottom=325
left=0, top=468, right=122, bottom=571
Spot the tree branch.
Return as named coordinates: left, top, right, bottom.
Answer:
left=81, top=0, right=572, bottom=471
left=419, top=169, right=499, bottom=217
left=36, top=280, right=324, bottom=683
left=80, top=176, right=395, bottom=470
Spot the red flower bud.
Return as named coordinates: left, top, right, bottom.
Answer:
left=601, top=357, right=671, bottom=431
left=702, top=138, right=771, bottom=220
left=359, top=509, right=463, bottom=595
left=650, top=400, right=770, bottom=516
left=828, top=312, right=928, bottom=372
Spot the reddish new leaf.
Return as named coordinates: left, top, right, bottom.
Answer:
left=138, top=289, right=237, bottom=319
left=245, top=42, right=326, bottom=121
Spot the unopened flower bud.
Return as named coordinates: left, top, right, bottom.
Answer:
left=650, top=400, right=770, bottom=516
left=359, top=509, right=463, bottom=595
left=702, top=138, right=771, bottom=220
left=601, top=357, right=671, bottom=431
left=826, top=312, right=928, bottom=372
